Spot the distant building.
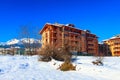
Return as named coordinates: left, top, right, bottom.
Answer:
left=103, top=34, right=120, bottom=56
left=0, top=48, right=5, bottom=54
left=98, top=43, right=111, bottom=56
left=0, top=46, right=21, bottom=55
left=40, top=23, right=98, bottom=55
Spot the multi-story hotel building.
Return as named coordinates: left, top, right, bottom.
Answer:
left=40, top=23, right=98, bottom=55
left=103, top=35, right=120, bottom=56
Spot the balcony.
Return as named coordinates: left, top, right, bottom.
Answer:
left=88, top=50, right=94, bottom=54
left=88, top=44, right=94, bottom=49
left=87, top=41, right=93, bottom=44
left=114, top=45, right=120, bottom=47
left=114, top=49, right=120, bottom=51
left=114, top=51, right=120, bottom=55
left=87, top=36, right=94, bottom=39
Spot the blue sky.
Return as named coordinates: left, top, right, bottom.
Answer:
left=0, top=0, right=120, bottom=42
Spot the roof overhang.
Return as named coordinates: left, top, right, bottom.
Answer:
left=39, top=23, right=51, bottom=34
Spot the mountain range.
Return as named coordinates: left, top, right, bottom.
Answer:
left=0, top=38, right=41, bottom=48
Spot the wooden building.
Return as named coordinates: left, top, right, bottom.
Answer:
left=40, top=23, right=98, bottom=55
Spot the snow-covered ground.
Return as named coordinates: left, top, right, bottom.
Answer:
left=0, top=55, right=120, bottom=80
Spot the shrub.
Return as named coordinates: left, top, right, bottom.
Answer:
left=92, top=53, right=104, bottom=66
left=39, top=56, right=52, bottom=62
left=38, top=44, right=72, bottom=62
left=92, top=60, right=103, bottom=66
left=38, top=44, right=53, bottom=62
left=58, top=61, right=76, bottom=71
left=52, top=45, right=72, bottom=62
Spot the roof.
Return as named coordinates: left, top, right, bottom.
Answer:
left=102, top=39, right=109, bottom=41
left=103, top=34, right=120, bottom=41
left=39, top=23, right=64, bottom=34
left=111, top=34, right=120, bottom=39
left=39, top=23, right=97, bottom=37
left=39, top=23, right=50, bottom=34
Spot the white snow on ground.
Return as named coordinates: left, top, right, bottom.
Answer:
left=0, top=55, right=120, bottom=80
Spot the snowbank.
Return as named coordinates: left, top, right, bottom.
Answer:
left=0, top=55, right=120, bottom=80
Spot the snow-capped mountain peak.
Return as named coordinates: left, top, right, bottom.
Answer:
left=0, top=38, right=41, bottom=48
left=20, top=38, right=40, bottom=44
left=6, top=39, right=20, bottom=45
left=0, top=38, right=41, bottom=46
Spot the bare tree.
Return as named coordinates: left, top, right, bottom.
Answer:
left=18, top=25, right=41, bottom=55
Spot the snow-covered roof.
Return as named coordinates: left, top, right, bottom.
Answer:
left=53, top=23, right=64, bottom=27
left=110, top=34, right=120, bottom=39
left=103, top=34, right=120, bottom=41
left=40, top=23, right=97, bottom=37
left=102, top=39, right=109, bottom=41
left=98, top=42, right=103, bottom=44
left=40, top=23, right=82, bottom=32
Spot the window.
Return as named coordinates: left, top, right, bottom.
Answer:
left=75, top=41, right=78, bottom=44
left=75, top=35, right=80, bottom=39
left=59, top=27, right=62, bottom=31
left=54, top=39, right=57, bottom=42
left=60, top=33, right=62, bottom=36
left=88, top=44, right=94, bottom=46
left=46, top=33, right=47, bottom=37
left=53, top=33, right=57, bottom=37
left=75, top=35, right=78, bottom=38
left=64, top=34, right=69, bottom=37
left=53, top=26, right=57, bottom=30
left=82, top=34, right=85, bottom=36
left=71, top=35, right=74, bottom=38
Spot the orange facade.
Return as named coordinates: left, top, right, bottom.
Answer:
left=103, top=35, right=120, bottom=56
left=40, top=23, right=98, bottom=55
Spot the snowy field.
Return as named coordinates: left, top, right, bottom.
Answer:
left=0, top=55, right=120, bottom=80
